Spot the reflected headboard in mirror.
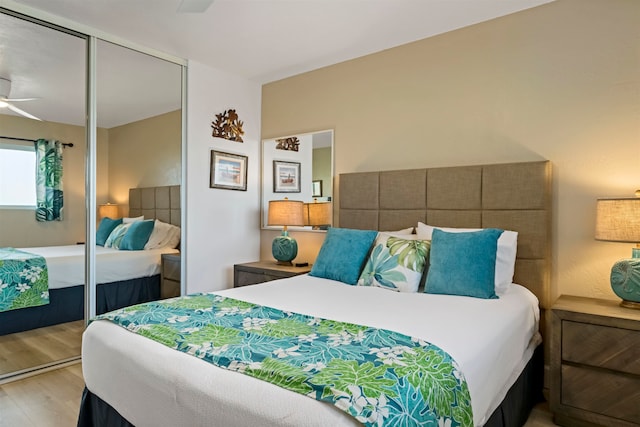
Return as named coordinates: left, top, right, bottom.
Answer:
left=338, top=161, right=552, bottom=311
left=262, top=129, right=334, bottom=229
left=128, top=185, right=180, bottom=226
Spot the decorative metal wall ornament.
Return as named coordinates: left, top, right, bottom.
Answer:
left=211, top=109, right=244, bottom=142
left=275, top=136, right=300, bottom=152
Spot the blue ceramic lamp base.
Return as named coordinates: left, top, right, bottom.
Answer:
left=610, top=256, right=640, bottom=310
left=272, top=230, right=298, bottom=266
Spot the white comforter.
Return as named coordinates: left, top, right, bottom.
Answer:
left=82, top=275, right=540, bottom=427
left=20, top=245, right=179, bottom=289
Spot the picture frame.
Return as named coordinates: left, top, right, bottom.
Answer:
left=312, top=180, right=323, bottom=197
left=273, top=160, right=301, bottom=193
left=210, top=150, right=248, bottom=191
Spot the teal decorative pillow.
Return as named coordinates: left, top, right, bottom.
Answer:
left=104, top=223, right=132, bottom=249
left=425, top=228, right=503, bottom=299
left=358, top=233, right=430, bottom=292
left=96, top=217, right=122, bottom=246
left=120, top=220, right=155, bottom=251
left=309, top=227, right=378, bottom=285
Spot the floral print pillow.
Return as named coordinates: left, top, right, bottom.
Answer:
left=357, top=233, right=430, bottom=292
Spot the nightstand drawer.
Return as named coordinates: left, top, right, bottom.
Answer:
left=562, top=320, right=640, bottom=375
left=561, top=365, right=640, bottom=424
left=236, top=271, right=272, bottom=287
left=234, top=261, right=312, bottom=288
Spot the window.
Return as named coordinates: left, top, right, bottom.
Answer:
left=0, top=144, right=36, bottom=207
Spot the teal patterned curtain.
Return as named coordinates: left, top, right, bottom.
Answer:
left=34, top=139, right=64, bottom=222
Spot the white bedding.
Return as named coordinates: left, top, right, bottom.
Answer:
left=19, top=245, right=179, bottom=290
left=82, top=275, right=540, bottom=427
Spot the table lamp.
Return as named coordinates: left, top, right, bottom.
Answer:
left=303, top=200, right=332, bottom=230
left=98, top=203, right=119, bottom=219
left=268, top=198, right=304, bottom=265
left=595, top=194, right=640, bottom=309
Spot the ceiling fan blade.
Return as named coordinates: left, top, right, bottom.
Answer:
left=4, top=97, right=38, bottom=102
left=7, top=103, right=41, bottom=121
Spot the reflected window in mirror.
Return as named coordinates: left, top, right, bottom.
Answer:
left=262, top=130, right=333, bottom=230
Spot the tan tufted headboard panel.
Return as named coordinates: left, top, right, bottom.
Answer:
left=128, top=185, right=181, bottom=227
left=339, top=161, right=552, bottom=310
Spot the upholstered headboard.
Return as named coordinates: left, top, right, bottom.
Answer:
left=128, top=185, right=181, bottom=227
left=338, top=161, right=552, bottom=310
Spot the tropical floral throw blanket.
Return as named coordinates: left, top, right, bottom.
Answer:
left=0, top=248, right=49, bottom=313
left=95, top=294, right=473, bottom=427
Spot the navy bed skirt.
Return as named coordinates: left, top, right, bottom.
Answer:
left=77, top=345, right=544, bottom=427
left=0, top=275, right=160, bottom=336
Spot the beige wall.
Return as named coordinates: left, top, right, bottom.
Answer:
left=261, top=0, right=640, bottom=303
left=0, top=114, right=109, bottom=247
left=106, top=110, right=181, bottom=216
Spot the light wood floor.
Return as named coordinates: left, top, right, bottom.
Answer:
left=0, top=363, right=84, bottom=427
left=0, top=321, right=84, bottom=377
left=0, top=362, right=558, bottom=427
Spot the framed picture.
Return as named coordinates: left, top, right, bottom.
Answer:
left=210, top=150, right=248, bottom=191
left=312, top=180, right=323, bottom=197
left=273, top=160, right=301, bottom=193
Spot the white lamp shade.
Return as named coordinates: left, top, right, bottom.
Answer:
left=268, top=199, right=304, bottom=227
left=99, top=203, right=119, bottom=219
left=595, top=197, right=640, bottom=242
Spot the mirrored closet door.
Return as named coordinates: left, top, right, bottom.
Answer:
left=0, top=8, right=185, bottom=382
left=0, top=9, right=87, bottom=379
left=93, top=39, right=183, bottom=318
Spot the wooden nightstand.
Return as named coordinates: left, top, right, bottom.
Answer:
left=234, top=261, right=312, bottom=288
left=550, top=295, right=640, bottom=427
left=161, top=253, right=181, bottom=299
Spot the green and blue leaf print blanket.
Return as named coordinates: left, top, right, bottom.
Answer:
left=0, top=248, right=49, bottom=312
left=95, top=293, right=473, bottom=427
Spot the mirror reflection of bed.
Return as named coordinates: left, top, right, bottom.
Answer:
left=0, top=186, right=181, bottom=379
left=0, top=11, right=183, bottom=380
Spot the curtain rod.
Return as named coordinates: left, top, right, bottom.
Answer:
left=0, top=135, right=74, bottom=148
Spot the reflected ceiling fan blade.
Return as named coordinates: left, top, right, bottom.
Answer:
left=6, top=103, right=41, bottom=121
left=2, top=97, right=38, bottom=102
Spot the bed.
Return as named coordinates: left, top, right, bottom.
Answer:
left=0, top=185, right=181, bottom=336
left=79, top=161, right=551, bottom=427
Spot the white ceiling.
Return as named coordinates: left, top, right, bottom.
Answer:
left=0, top=0, right=553, bottom=128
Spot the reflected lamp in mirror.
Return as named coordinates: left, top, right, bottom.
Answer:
left=304, top=200, right=332, bottom=230
left=268, top=198, right=304, bottom=265
left=595, top=194, right=640, bottom=309
left=98, top=203, right=119, bottom=219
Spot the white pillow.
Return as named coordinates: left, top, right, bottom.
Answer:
left=123, top=216, right=144, bottom=223
left=416, top=222, right=517, bottom=294
left=144, top=219, right=181, bottom=249
left=384, top=227, right=415, bottom=235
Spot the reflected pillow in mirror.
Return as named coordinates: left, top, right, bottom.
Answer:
left=120, top=220, right=155, bottom=251
left=104, top=223, right=133, bottom=249
left=96, top=217, right=122, bottom=246
left=309, top=227, right=378, bottom=285
left=123, top=216, right=144, bottom=223
left=144, top=220, right=181, bottom=250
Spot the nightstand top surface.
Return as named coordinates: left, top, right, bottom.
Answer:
left=553, top=295, right=640, bottom=322
left=235, top=260, right=312, bottom=274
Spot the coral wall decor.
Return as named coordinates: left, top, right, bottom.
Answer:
left=211, top=109, right=244, bottom=142
left=275, top=136, right=300, bottom=151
